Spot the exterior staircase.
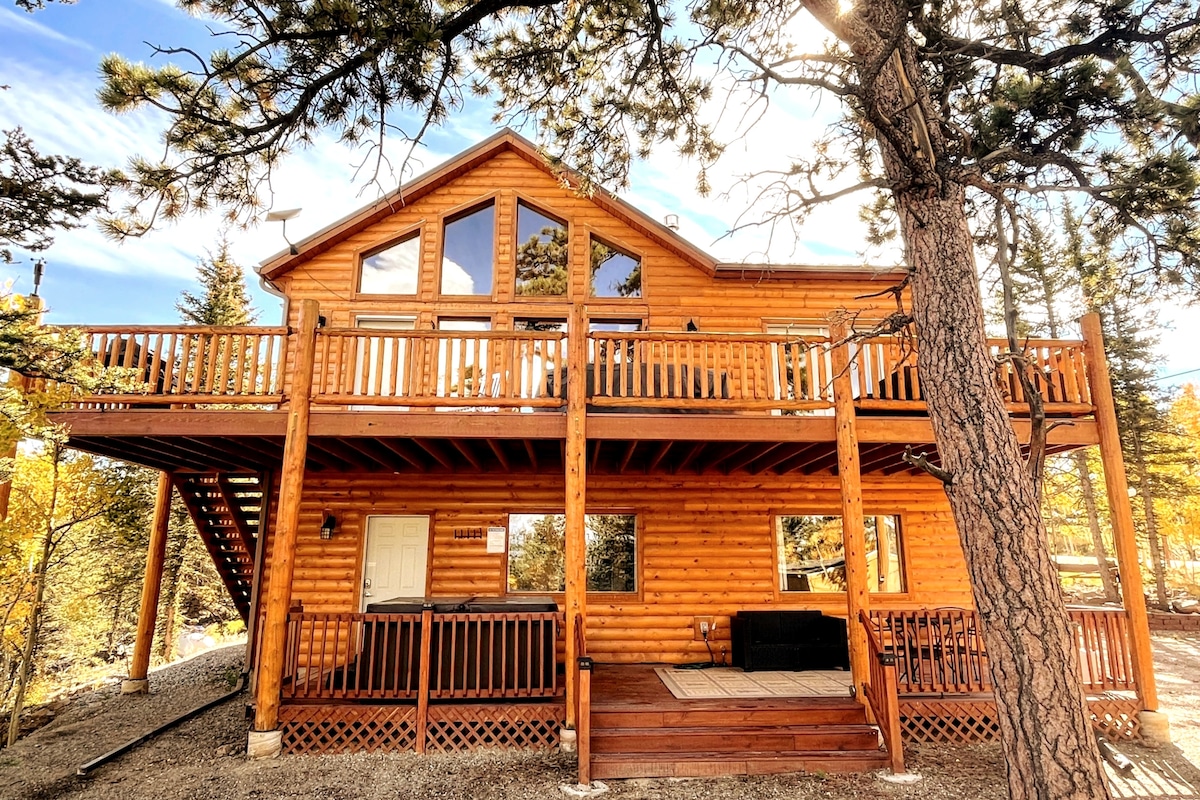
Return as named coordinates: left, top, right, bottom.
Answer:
left=172, top=472, right=267, bottom=622
left=589, top=669, right=888, bottom=778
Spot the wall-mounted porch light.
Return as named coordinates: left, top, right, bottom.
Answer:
left=320, top=512, right=337, bottom=540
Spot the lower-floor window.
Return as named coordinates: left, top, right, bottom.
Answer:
left=507, top=513, right=637, bottom=593
left=776, top=514, right=906, bottom=593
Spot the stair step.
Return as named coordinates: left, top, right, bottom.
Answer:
left=589, top=749, right=889, bottom=779
left=593, top=706, right=866, bottom=729
left=591, top=725, right=880, bottom=754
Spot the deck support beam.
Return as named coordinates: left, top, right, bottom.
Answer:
left=831, top=321, right=871, bottom=699
left=1081, top=312, right=1159, bottom=713
left=251, top=299, right=320, bottom=753
left=565, top=304, right=588, bottom=730
left=123, top=471, right=173, bottom=694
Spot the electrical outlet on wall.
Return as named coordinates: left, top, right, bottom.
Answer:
left=693, top=617, right=716, bottom=640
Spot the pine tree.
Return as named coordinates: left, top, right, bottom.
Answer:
left=176, top=237, right=257, bottom=326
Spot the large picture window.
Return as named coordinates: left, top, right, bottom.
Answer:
left=441, top=202, right=495, bottom=295
left=515, top=202, right=568, bottom=297
left=507, top=513, right=637, bottom=593
left=360, top=233, right=420, bottom=294
left=776, top=514, right=906, bottom=593
left=589, top=237, right=642, bottom=298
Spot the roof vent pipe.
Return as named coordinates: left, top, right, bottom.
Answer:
left=664, top=214, right=680, bottom=230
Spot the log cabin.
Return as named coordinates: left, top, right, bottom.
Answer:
left=31, top=130, right=1158, bottom=780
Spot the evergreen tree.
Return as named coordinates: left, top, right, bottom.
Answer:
left=0, top=128, right=114, bottom=264
left=176, top=237, right=257, bottom=326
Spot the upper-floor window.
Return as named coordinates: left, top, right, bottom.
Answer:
left=359, top=233, right=420, bottom=295
left=515, top=202, right=568, bottom=297
left=441, top=202, right=495, bottom=296
left=590, top=237, right=642, bottom=298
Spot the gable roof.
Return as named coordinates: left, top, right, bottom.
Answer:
left=256, top=129, right=720, bottom=284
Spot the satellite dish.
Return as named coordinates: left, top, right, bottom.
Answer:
left=266, top=208, right=303, bottom=254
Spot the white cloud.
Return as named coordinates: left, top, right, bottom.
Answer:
left=440, top=258, right=475, bottom=295
left=0, top=6, right=90, bottom=51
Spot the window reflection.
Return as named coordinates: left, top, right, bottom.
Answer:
left=516, top=202, right=568, bottom=296
left=590, top=239, right=642, bottom=298
left=360, top=234, right=420, bottom=294
left=441, top=203, right=495, bottom=295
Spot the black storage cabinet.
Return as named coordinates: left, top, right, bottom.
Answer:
left=730, top=610, right=850, bottom=672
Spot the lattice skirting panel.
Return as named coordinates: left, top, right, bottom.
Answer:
left=899, top=695, right=1143, bottom=743
left=425, top=704, right=564, bottom=753
left=280, top=704, right=418, bottom=754
left=279, top=702, right=565, bottom=755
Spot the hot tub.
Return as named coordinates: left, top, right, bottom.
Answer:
left=361, top=596, right=559, bottom=696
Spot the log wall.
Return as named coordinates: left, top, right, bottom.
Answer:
left=273, top=150, right=900, bottom=335
left=257, top=471, right=970, bottom=664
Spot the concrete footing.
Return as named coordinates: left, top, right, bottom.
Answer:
left=246, top=729, right=283, bottom=759
left=559, top=728, right=577, bottom=752
left=120, top=678, right=149, bottom=695
left=1138, top=710, right=1171, bottom=747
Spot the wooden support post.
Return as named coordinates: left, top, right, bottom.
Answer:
left=122, top=471, right=173, bottom=694
left=830, top=321, right=871, bottom=698
left=1081, top=312, right=1158, bottom=711
left=879, top=653, right=905, bottom=774
left=251, top=299, right=319, bottom=744
left=577, top=656, right=593, bottom=786
left=416, top=604, right=433, bottom=754
left=564, top=304, right=588, bottom=730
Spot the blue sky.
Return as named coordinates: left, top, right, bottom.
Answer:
left=0, top=1, right=1197, bottom=384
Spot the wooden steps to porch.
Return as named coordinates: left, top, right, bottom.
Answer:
left=589, top=666, right=888, bottom=779
left=172, top=472, right=265, bottom=621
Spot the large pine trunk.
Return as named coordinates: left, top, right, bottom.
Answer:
left=900, top=185, right=1109, bottom=800
left=830, top=2, right=1113, bottom=796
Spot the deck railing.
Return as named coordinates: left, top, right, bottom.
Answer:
left=858, top=610, right=905, bottom=773
left=282, top=609, right=561, bottom=702
left=854, top=337, right=1092, bottom=412
left=867, top=607, right=1136, bottom=696
left=585, top=332, right=835, bottom=412
left=48, top=326, right=288, bottom=409
left=311, top=328, right=567, bottom=408
left=35, top=324, right=1095, bottom=416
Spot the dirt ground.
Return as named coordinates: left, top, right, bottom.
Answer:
left=1, top=634, right=1198, bottom=800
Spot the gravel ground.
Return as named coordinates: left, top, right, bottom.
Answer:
left=1, top=635, right=1197, bottom=800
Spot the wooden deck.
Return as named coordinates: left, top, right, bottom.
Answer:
left=588, top=665, right=888, bottom=778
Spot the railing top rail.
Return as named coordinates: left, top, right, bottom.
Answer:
left=986, top=337, right=1087, bottom=348
left=586, top=331, right=831, bottom=344
left=65, top=324, right=290, bottom=335
left=288, top=610, right=560, bottom=621
left=320, top=328, right=565, bottom=341
left=858, top=609, right=886, bottom=650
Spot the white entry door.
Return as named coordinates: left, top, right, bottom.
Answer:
left=361, top=515, right=430, bottom=610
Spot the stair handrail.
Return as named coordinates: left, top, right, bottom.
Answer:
left=859, top=609, right=905, bottom=773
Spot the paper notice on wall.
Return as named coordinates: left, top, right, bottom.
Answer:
left=487, top=527, right=506, bottom=554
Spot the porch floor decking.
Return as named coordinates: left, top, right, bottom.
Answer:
left=588, top=664, right=889, bottom=778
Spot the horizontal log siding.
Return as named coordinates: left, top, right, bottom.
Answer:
left=256, top=472, right=971, bottom=664
left=275, top=151, right=899, bottom=343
